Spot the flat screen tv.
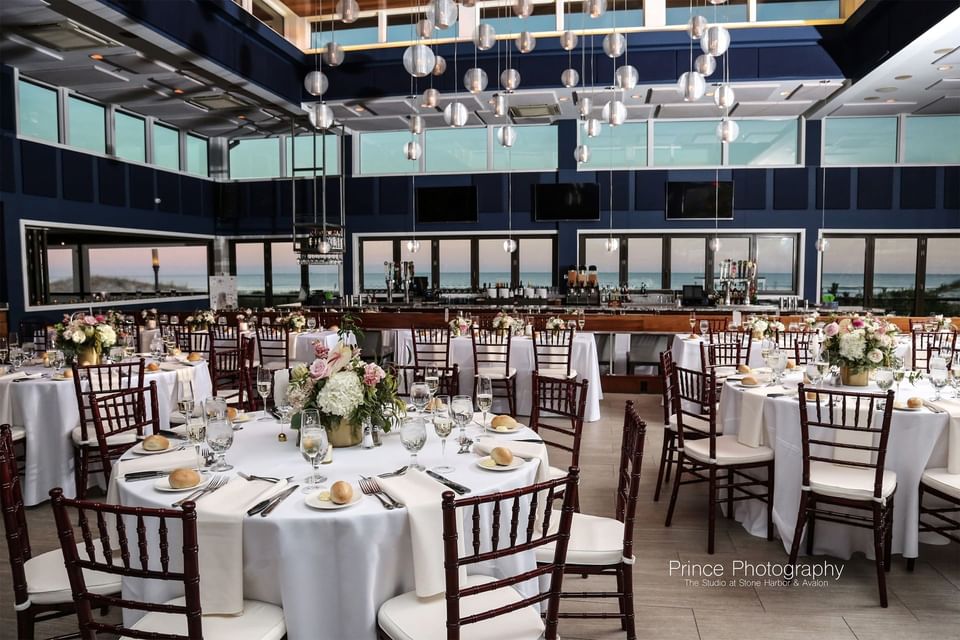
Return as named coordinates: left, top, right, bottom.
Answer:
left=665, top=181, right=734, bottom=220
left=416, top=186, right=478, bottom=223
left=533, top=183, right=600, bottom=221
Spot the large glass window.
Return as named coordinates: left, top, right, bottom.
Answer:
left=903, top=116, right=960, bottom=165
left=627, top=238, right=662, bottom=290
left=235, top=243, right=266, bottom=296
left=584, top=238, right=620, bottom=288
left=185, top=134, right=209, bottom=177
left=67, top=97, right=105, bottom=154
left=670, top=237, right=706, bottom=288
left=425, top=128, right=487, bottom=174
left=114, top=111, right=146, bottom=163
left=18, top=80, right=59, bottom=143
left=309, top=265, right=340, bottom=293
left=666, top=0, right=747, bottom=24
left=756, top=236, right=796, bottom=292
left=728, top=119, right=799, bottom=166
left=823, top=117, right=897, bottom=165
left=478, top=239, right=512, bottom=287
left=712, top=237, right=751, bottom=279
left=47, top=247, right=76, bottom=294
left=756, top=0, right=840, bottom=20
left=270, top=242, right=302, bottom=299
left=438, top=239, right=471, bottom=288
left=358, top=132, right=419, bottom=175
left=401, top=239, right=432, bottom=288
left=653, top=120, right=721, bottom=167
left=87, top=246, right=207, bottom=293
left=578, top=122, right=647, bottom=169
left=925, top=238, right=960, bottom=315
left=361, top=240, right=394, bottom=290
left=492, top=125, right=559, bottom=171
left=288, top=134, right=339, bottom=176
left=872, top=238, right=917, bottom=314
left=820, top=237, right=866, bottom=305
left=519, top=238, right=553, bottom=287
left=153, top=124, right=180, bottom=171
left=229, top=138, right=281, bottom=179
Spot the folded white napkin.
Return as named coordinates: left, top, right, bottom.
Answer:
left=175, top=367, right=195, bottom=401
left=105, top=449, right=199, bottom=509
left=195, top=478, right=288, bottom=615
left=378, top=469, right=466, bottom=598
left=737, top=385, right=787, bottom=447
left=930, top=398, right=960, bottom=474
left=474, top=439, right=550, bottom=484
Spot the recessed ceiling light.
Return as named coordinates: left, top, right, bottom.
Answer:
left=558, top=96, right=569, bottom=101
left=779, top=90, right=790, bottom=96
left=934, top=48, right=954, bottom=54
left=875, top=87, right=897, bottom=93
left=938, top=65, right=953, bottom=71
left=354, top=105, right=365, bottom=112
left=89, top=53, right=103, bottom=60
left=884, top=99, right=896, bottom=103
left=894, top=75, right=912, bottom=80
left=630, top=94, right=641, bottom=99
left=706, top=91, right=715, bottom=97
left=173, top=88, right=184, bottom=94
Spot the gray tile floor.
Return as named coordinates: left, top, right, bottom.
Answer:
left=3, top=393, right=958, bottom=639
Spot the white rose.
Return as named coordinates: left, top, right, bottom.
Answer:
left=755, top=320, right=768, bottom=334
left=867, top=349, right=884, bottom=364
left=72, top=331, right=85, bottom=344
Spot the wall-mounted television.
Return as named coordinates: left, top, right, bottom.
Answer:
left=665, top=181, right=734, bottom=220
left=416, top=186, right=478, bottom=223
left=533, top=183, right=601, bottom=221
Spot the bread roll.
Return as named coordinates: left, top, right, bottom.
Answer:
left=490, top=415, right=517, bottom=429
left=490, top=446, right=514, bottom=466
left=146, top=362, right=160, bottom=372
left=737, top=364, right=752, bottom=374
left=805, top=391, right=818, bottom=401
left=142, top=434, right=170, bottom=451
left=170, top=347, right=181, bottom=356
left=741, top=375, right=759, bottom=386
left=786, top=358, right=797, bottom=370
left=168, top=468, right=201, bottom=489
left=187, top=352, right=202, bottom=362
left=330, top=480, right=354, bottom=505
left=907, top=397, right=924, bottom=409
left=226, top=407, right=238, bottom=421
left=426, top=397, right=446, bottom=412
left=62, top=369, right=74, bottom=378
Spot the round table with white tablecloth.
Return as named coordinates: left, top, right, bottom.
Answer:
left=115, top=417, right=542, bottom=640
left=394, top=330, right=603, bottom=422
left=0, top=360, right=212, bottom=505
left=717, top=370, right=952, bottom=559
left=292, top=330, right=350, bottom=363
left=671, top=333, right=766, bottom=371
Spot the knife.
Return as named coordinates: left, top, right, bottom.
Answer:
left=124, top=471, right=169, bottom=481
left=509, top=438, right=545, bottom=444
left=260, top=485, right=299, bottom=517
left=426, top=470, right=471, bottom=495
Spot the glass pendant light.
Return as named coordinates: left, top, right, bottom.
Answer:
left=403, top=44, right=436, bottom=78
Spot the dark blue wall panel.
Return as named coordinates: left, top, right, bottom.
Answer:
left=858, top=167, right=894, bottom=210
left=20, top=141, right=57, bottom=198
left=900, top=167, right=936, bottom=210
left=733, top=169, right=765, bottom=210
left=773, top=168, right=808, bottom=210
left=815, top=167, right=851, bottom=210
left=128, top=166, right=155, bottom=210
left=98, top=158, right=127, bottom=207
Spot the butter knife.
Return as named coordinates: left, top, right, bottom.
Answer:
left=426, top=470, right=471, bottom=495
left=260, top=485, right=299, bottom=517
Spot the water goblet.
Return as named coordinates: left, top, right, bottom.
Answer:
left=257, top=368, right=273, bottom=420
left=300, top=421, right=328, bottom=492
left=185, top=417, right=207, bottom=475
left=400, top=416, right=427, bottom=471
left=699, top=320, right=710, bottom=337
left=425, top=367, right=440, bottom=398
left=306, top=316, right=317, bottom=331
left=930, top=367, right=949, bottom=401
left=874, top=367, right=894, bottom=407
left=805, top=363, right=823, bottom=388
left=476, top=376, right=493, bottom=427
left=9, top=346, right=24, bottom=371
left=451, top=394, right=474, bottom=453
left=51, top=349, right=65, bottom=373
left=410, top=382, right=430, bottom=416
left=205, top=419, right=234, bottom=472
left=431, top=395, right=454, bottom=473
left=688, top=313, right=697, bottom=336
left=204, top=396, right=228, bottom=424
left=0, top=337, right=8, bottom=365
left=577, top=309, right=586, bottom=333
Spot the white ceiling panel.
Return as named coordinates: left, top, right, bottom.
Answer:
left=791, top=81, right=844, bottom=101
left=657, top=102, right=724, bottom=118
left=916, top=95, right=960, bottom=114
left=830, top=102, right=919, bottom=116
left=728, top=83, right=782, bottom=102
left=731, top=100, right=814, bottom=116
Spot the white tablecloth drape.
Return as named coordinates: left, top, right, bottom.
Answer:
left=671, top=334, right=766, bottom=372
left=1, top=363, right=211, bottom=505
left=292, top=330, right=346, bottom=363
left=394, top=330, right=603, bottom=422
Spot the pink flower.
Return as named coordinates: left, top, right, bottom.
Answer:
left=326, top=343, right=353, bottom=374
left=83, top=315, right=97, bottom=325
left=314, top=342, right=329, bottom=359
left=824, top=322, right=840, bottom=337
left=363, top=363, right=385, bottom=387
left=309, top=359, right=331, bottom=379
left=851, top=318, right=865, bottom=329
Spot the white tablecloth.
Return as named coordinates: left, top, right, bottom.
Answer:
left=116, top=419, right=542, bottom=640
left=395, top=330, right=603, bottom=422
left=0, top=362, right=211, bottom=505
left=718, top=373, right=951, bottom=559
left=292, top=330, right=344, bottom=363
left=671, top=334, right=766, bottom=372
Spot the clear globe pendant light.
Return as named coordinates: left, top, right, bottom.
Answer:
left=407, top=239, right=421, bottom=253
left=474, top=23, right=495, bottom=50
left=561, top=68, right=580, bottom=88
left=677, top=71, right=706, bottom=101
left=336, top=0, right=359, bottom=23
left=497, top=125, right=517, bottom=148
left=560, top=31, right=579, bottom=51
left=463, top=67, right=488, bottom=93
left=695, top=53, right=716, bottom=77
left=700, top=25, right=731, bottom=56
left=304, top=70, right=328, bottom=96
left=443, top=101, right=469, bottom=127
left=403, top=44, right=436, bottom=78
left=574, top=145, right=591, bottom=163
left=323, top=41, right=345, bottom=67
left=422, top=88, right=440, bottom=108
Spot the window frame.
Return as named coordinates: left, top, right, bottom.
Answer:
left=228, top=236, right=342, bottom=307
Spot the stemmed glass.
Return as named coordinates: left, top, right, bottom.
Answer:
left=186, top=417, right=207, bottom=475
left=50, top=349, right=65, bottom=374
left=814, top=360, right=831, bottom=389
left=431, top=395, right=454, bottom=473
left=0, top=337, right=8, bottom=366
left=874, top=367, right=894, bottom=407
left=300, top=411, right=328, bottom=492
left=699, top=320, right=710, bottom=338
left=9, top=346, right=24, bottom=372
left=124, top=334, right=136, bottom=358
left=204, top=396, right=229, bottom=427
left=276, top=400, right=293, bottom=442
left=451, top=395, right=474, bottom=453
left=306, top=316, right=317, bottom=331
left=476, top=376, right=493, bottom=427
left=205, top=418, right=234, bottom=472
left=805, top=363, right=823, bottom=389
left=410, top=382, right=430, bottom=416
left=150, top=335, right=164, bottom=360
left=930, top=366, right=949, bottom=401
left=256, top=368, right=273, bottom=421
left=400, top=416, right=427, bottom=471
left=688, top=313, right=697, bottom=337
left=425, top=366, right=440, bottom=400
left=22, top=343, right=35, bottom=365
left=577, top=309, right=586, bottom=333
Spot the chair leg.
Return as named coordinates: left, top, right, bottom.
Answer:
left=508, top=376, right=517, bottom=417
left=664, top=454, right=684, bottom=528
left=726, top=467, right=734, bottom=519
left=906, top=557, right=916, bottom=572
left=766, top=462, right=775, bottom=541
left=653, top=430, right=673, bottom=502
left=884, top=499, right=894, bottom=573
left=873, top=505, right=889, bottom=607
left=707, top=465, right=717, bottom=554
left=17, top=607, right=35, bottom=640
left=805, top=497, right=817, bottom=556
left=616, top=565, right=627, bottom=631
left=621, top=565, right=636, bottom=640
left=788, top=492, right=809, bottom=568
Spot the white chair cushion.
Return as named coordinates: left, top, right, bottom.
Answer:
left=10, top=425, right=26, bottom=442
left=808, top=461, right=896, bottom=502
left=537, top=368, right=577, bottom=379
left=377, top=574, right=545, bottom=640
left=71, top=426, right=139, bottom=448
left=684, top=436, right=774, bottom=466
left=668, top=413, right=711, bottom=433
left=535, top=512, right=625, bottom=566
left=217, top=389, right=241, bottom=400
left=476, top=366, right=517, bottom=380
left=548, top=465, right=566, bottom=480
left=921, top=468, right=960, bottom=500
left=123, top=597, right=285, bottom=640
left=25, top=542, right=121, bottom=605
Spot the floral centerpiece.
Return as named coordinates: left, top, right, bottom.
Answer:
left=821, top=314, right=897, bottom=386
left=449, top=315, right=472, bottom=337
left=277, top=312, right=307, bottom=332
left=286, top=340, right=404, bottom=447
left=492, top=311, right=523, bottom=336
left=184, top=310, right=216, bottom=331
left=54, top=313, right=117, bottom=365
left=545, top=317, right=566, bottom=333
left=803, top=312, right=820, bottom=328
left=745, top=316, right=785, bottom=340
left=140, top=308, right=159, bottom=329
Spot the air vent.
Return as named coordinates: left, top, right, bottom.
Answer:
left=186, top=94, right=250, bottom=110
left=17, top=21, right=117, bottom=51
left=509, top=104, right=561, bottom=118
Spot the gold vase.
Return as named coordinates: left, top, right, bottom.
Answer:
left=328, top=417, right=363, bottom=448
left=840, top=366, right=869, bottom=387
left=76, top=345, right=100, bottom=366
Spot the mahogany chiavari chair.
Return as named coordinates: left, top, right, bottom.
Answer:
left=173, top=325, right=210, bottom=354
left=911, top=329, right=957, bottom=372
left=317, top=310, right=342, bottom=330
left=235, top=334, right=259, bottom=411
left=532, top=328, right=577, bottom=379
left=529, top=315, right=549, bottom=331
left=256, top=324, right=301, bottom=371
left=471, top=326, right=517, bottom=416
left=654, top=350, right=708, bottom=503
left=793, top=331, right=814, bottom=366
left=49, top=489, right=287, bottom=640
left=789, top=385, right=896, bottom=607
left=664, top=365, right=775, bottom=554
left=535, top=401, right=646, bottom=640
left=704, top=317, right=731, bottom=334
left=910, top=469, right=960, bottom=571
left=699, top=340, right=746, bottom=371
left=71, top=360, right=146, bottom=499
left=776, top=329, right=810, bottom=355
left=211, top=323, right=241, bottom=352
left=530, top=372, right=589, bottom=510
left=89, top=382, right=161, bottom=487
left=411, top=327, right=451, bottom=368
left=391, top=363, right=461, bottom=398
left=376, top=469, right=580, bottom=640
left=208, top=334, right=242, bottom=405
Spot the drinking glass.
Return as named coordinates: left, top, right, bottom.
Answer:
left=451, top=394, right=474, bottom=453
left=760, top=338, right=774, bottom=361
left=205, top=419, right=234, bottom=472
left=0, top=337, right=8, bottom=365
left=276, top=401, right=292, bottom=442
left=257, top=368, right=273, bottom=420
left=185, top=417, right=207, bottom=475
left=22, top=343, right=35, bottom=364
left=431, top=395, right=454, bottom=473
left=400, top=416, right=427, bottom=471
left=688, top=313, right=697, bottom=335
left=805, top=363, right=822, bottom=388
left=814, top=361, right=831, bottom=388
left=50, top=349, right=65, bottom=373
left=204, top=396, right=228, bottom=424
left=771, top=351, right=788, bottom=385
left=150, top=335, right=164, bottom=360
left=9, top=333, right=20, bottom=349
left=874, top=367, right=894, bottom=406
left=410, top=382, right=430, bottom=416
left=108, top=346, right=125, bottom=364
left=9, top=347, right=24, bottom=371
left=930, top=367, right=949, bottom=401
left=300, top=421, right=328, bottom=491
left=306, top=316, right=317, bottom=331
left=476, top=376, right=493, bottom=426
left=577, top=310, right=586, bottom=333
left=124, top=334, right=136, bottom=358
left=699, top=320, right=709, bottom=337
left=425, top=367, right=440, bottom=398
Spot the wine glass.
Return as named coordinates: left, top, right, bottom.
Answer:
left=451, top=394, right=474, bottom=453
left=306, top=316, right=317, bottom=331
left=476, top=376, right=493, bottom=427
left=150, top=335, right=164, bottom=360
left=425, top=367, right=440, bottom=399
left=51, top=349, right=65, bottom=373
left=9, top=346, right=24, bottom=372
left=205, top=418, right=234, bottom=471
left=760, top=338, right=774, bottom=361
left=930, top=366, right=949, bottom=401
left=300, top=416, right=328, bottom=491
left=814, top=361, right=831, bottom=389
left=204, top=396, right=228, bottom=425
left=22, top=343, right=35, bottom=365
left=108, top=346, right=125, bottom=364
left=699, top=320, right=710, bottom=338
left=874, top=367, right=894, bottom=407
left=688, top=313, right=697, bottom=337
left=400, top=416, right=427, bottom=471
left=276, top=401, right=292, bottom=442
left=577, top=309, right=586, bottom=333
left=185, top=417, right=207, bottom=475
left=431, top=395, right=454, bottom=473
left=410, top=382, right=430, bottom=416
left=0, top=337, right=8, bottom=366
left=256, top=368, right=273, bottom=420
left=124, top=334, right=136, bottom=358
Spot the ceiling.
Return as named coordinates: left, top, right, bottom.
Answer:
left=277, top=0, right=423, bottom=17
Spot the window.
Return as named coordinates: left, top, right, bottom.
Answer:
left=925, top=238, right=960, bottom=315
left=47, top=247, right=77, bottom=294
left=186, top=134, right=209, bottom=177
left=229, top=138, right=281, bottom=179
left=727, top=119, right=799, bottom=166
left=627, top=238, right=662, bottom=290
left=756, top=0, right=840, bottom=20
left=484, top=3, right=557, bottom=35
left=235, top=243, right=266, bottom=295
left=67, top=97, right=105, bottom=154
left=491, top=125, right=559, bottom=171
left=114, top=111, right=146, bottom=163
left=401, top=239, right=432, bottom=287
left=312, top=16, right=379, bottom=48
left=425, top=128, right=488, bottom=174
left=670, top=237, right=706, bottom=288
left=361, top=240, right=394, bottom=290
left=562, top=0, right=643, bottom=28
left=519, top=238, right=553, bottom=287
left=756, top=236, right=796, bottom=292
left=712, top=237, right=751, bottom=279
left=251, top=0, right=284, bottom=35
left=309, top=264, right=340, bottom=293
left=478, top=239, right=512, bottom=287
left=358, top=131, right=420, bottom=175
left=903, top=116, right=960, bottom=165
left=438, top=239, right=471, bottom=288
left=87, top=246, right=207, bottom=293
left=872, top=238, right=917, bottom=314
left=583, top=238, right=621, bottom=288
left=820, top=237, right=865, bottom=305
left=288, top=134, right=340, bottom=176
left=823, top=117, right=897, bottom=165
left=577, top=122, right=647, bottom=169
left=653, top=120, right=721, bottom=167
left=270, top=242, right=302, bottom=298
left=153, top=124, right=180, bottom=171
left=18, top=80, right=58, bottom=143
left=666, top=0, right=747, bottom=24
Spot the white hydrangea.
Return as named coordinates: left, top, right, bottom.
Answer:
left=315, top=370, right=364, bottom=417
left=96, top=324, right=117, bottom=347
left=838, top=332, right=865, bottom=361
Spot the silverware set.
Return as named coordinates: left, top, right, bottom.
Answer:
left=359, top=475, right=403, bottom=510
left=172, top=474, right=227, bottom=507
left=238, top=472, right=292, bottom=483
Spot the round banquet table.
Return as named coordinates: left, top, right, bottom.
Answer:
left=717, top=370, right=952, bottom=560
left=671, top=333, right=766, bottom=371
left=116, top=417, right=542, bottom=640
left=394, top=330, right=603, bottom=422
left=0, top=361, right=211, bottom=505
left=292, top=330, right=350, bottom=363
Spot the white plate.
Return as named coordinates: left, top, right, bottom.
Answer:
left=153, top=475, right=208, bottom=492
left=230, top=413, right=251, bottom=424
left=476, top=456, right=526, bottom=471
left=50, top=374, right=72, bottom=381
left=737, top=381, right=765, bottom=389
left=485, top=422, right=523, bottom=434
left=892, top=403, right=923, bottom=412
left=130, top=441, right=183, bottom=456
left=304, top=486, right=364, bottom=510
left=715, top=367, right=737, bottom=378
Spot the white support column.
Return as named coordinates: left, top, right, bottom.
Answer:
left=556, top=0, right=564, bottom=32
left=458, top=2, right=478, bottom=41
left=644, top=0, right=666, bottom=28
left=378, top=11, right=387, bottom=43
left=748, top=0, right=758, bottom=22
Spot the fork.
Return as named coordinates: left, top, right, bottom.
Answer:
left=358, top=477, right=395, bottom=510
left=377, top=466, right=408, bottom=478
left=362, top=475, right=403, bottom=509
left=238, top=472, right=292, bottom=483
left=173, top=474, right=226, bottom=507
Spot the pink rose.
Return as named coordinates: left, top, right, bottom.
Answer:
left=83, top=315, right=97, bottom=325
left=309, top=359, right=331, bottom=379
left=314, top=342, right=329, bottom=359
left=824, top=322, right=840, bottom=337
left=851, top=318, right=865, bottom=329
left=363, top=363, right=386, bottom=387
